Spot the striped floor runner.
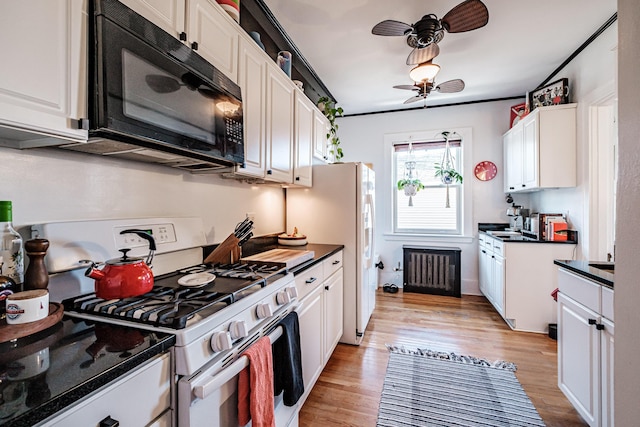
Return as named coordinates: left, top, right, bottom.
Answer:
left=377, top=349, right=546, bottom=426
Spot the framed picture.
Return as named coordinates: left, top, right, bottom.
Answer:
left=529, top=78, right=569, bottom=110
left=509, top=102, right=527, bottom=128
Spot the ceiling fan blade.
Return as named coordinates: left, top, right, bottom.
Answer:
left=372, top=20, right=413, bottom=36
left=441, top=0, right=489, bottom=33
left=393, top=84, right=420, bottom=91
left=406, top=43, right=440, bottom=65
left=435, top=79, right=465, bottom=93
left=404, top=95, right=425, bottom=104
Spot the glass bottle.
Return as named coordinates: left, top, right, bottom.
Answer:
left=0, top=201, right=24, bottom=285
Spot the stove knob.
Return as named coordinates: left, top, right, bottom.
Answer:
left=210, top=331, right=233, bottom=352
left=286, top=286, right=298, bottom=300
left=276, top=290, right=291, bottom=305
left=256, top=303, right=273, bottom=319
left=229, top=320, right=248, bottom=340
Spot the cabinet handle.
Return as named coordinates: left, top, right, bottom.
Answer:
left=99, top=416, right=120, bottom=427
left=509, top=187, right=515, bottom=190
left=179, top=32, right=187, bottom=41
left=267, top=169, right=273, bottom=175
left=481, top=250, right=486, bottom=254
left=72, top=118, right=89, bottom=130
left=596, top=324, right=605, bottom=330
left=332, top=260, right=340, bottom=265
left=191, top=41, right=199, bottom=50
left=491, top=255, right=495, bottom=259
left=325, top=285, right=329, bottom=291
left=295, top=176, right=300, bottom=181
left=305, top=277, right=317, bottom=284
left=588, top=318, right=597, bottom=325
left=521, top=184, right=526, bottom=188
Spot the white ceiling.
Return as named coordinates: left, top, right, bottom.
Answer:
left=262, top=0, right=617, bottom=115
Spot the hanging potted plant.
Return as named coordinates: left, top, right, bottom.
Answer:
left=435, top=131, right=463, bottom=208
left=317, top=96, right=344, bottom=162
left=397, top=178, right=425, bottom=196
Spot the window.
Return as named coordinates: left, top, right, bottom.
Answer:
left=394, top=135, right=463, bottom=234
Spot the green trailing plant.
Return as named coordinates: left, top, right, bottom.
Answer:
left=396, top=178, right=425, bottom=191
left=317, top=96, right=344, bottom=162
left=434, top=164, right=464, bottom=185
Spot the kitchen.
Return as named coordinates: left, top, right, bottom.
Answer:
left=0, top=0, right=639, bottom=426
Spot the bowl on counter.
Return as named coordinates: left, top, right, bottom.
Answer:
left=277, top=234, right=307, bottom=246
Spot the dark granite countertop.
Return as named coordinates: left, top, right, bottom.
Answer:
left=480, top=230, right=577, bottom=244
left=554, top=260, right=614, bottom=289
left=276, top=243, right=344, bottom=275
left=0, top=318, right=175, bottom=427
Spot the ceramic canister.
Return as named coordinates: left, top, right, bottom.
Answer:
left=5, top=289, right=49, bottom=324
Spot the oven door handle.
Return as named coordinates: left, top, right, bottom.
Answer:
left=193, top=326, right=284, bottom=400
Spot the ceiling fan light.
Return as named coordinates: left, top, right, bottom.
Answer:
left=409, top=61, right=441, bottom=82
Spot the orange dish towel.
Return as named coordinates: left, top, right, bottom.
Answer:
left=237, top=336, right=275, bottom=427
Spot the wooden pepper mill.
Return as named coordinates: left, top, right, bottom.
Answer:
left=24, top=238, right=50, bottom=290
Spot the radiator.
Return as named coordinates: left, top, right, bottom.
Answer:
left=402, top=246, right=461, bottom=297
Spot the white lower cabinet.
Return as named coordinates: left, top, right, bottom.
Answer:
left=38, top=352, right=172, bottom=426
left=478, top=233, right=575, bottom=332
left=557, top=268, right=614, bottom=427
left=295, top=250, right=343, bottom=405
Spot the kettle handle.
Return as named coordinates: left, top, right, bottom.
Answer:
left=119, top=229, right=156, bottom=265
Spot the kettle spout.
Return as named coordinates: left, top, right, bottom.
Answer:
left=85, top=265, right=105, bottom=280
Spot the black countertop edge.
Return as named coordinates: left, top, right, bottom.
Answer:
left=282, top=244, right=344, bottom=275
left=554, top=260, right=614, bottom=289
left=479, top=230, right=577, bottom=244
left=5, top=332, right=175, bottom=427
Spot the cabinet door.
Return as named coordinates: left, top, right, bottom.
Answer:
left=265, top=65, right=294, bottom=183
left=235, top=36, right=266, bottom=178
left=504, top=125, right=524, bottom=192
left=557, top=293, right=600, bottom=427
left=492, top=254, right=505, bottom=316
left=118, top=0, right=185, bottom=37
left=478, top=243, right=490, bottom=296
left=522, top=115, right=539, bottom=189
left=601, top=318, right=614, bottom=427
left=187, top=0, right=238, bottom=83
left=0, top=0, right=87, bottom=144
left=313, top=110, right=330, bottom=162
left=297, top=285, right=324, bottom=402
left=293, top=91, right=314, bottom=186
left=323, top=269, right=344, bottom=363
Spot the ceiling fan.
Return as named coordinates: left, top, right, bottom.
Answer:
left=395, top=78, right=465, bottom=105
left=371, top=0, right=489, bottom=65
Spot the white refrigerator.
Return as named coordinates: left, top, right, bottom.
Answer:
left=286, top=162, right=376, bottom=345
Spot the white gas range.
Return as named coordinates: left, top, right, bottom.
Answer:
left=33, top=217, right=300, bottom=427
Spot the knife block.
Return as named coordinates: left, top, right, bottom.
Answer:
left=204, top=233, right=241, bottom=265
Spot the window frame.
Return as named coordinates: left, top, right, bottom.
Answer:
left=384, top=127, right=474, bottom=239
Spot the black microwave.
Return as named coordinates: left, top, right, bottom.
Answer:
left=86, top=0, right=244, bottom=168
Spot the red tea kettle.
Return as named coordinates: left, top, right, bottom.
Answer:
left=83, top=229, right=156, bottom=299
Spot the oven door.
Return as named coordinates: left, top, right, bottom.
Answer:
left=177, top=326, right=299, bottom=427
left=91, top=0, right=244, bottom=165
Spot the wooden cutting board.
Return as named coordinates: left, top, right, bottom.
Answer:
left=241, top=249, right=315, bottom=268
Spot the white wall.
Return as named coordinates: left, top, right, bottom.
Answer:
left=338, top=99, right=522, bottom=294
left=0, top=145, right=285, bottom=243
left=529, top=22, right=618, bottom=260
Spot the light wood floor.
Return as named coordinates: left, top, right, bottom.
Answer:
left=299, top=289, right=587, bottom=427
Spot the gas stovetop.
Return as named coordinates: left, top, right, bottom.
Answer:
left=62, top=262, right=288, bottom=329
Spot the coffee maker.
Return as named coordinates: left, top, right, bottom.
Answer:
left=506, top=204, right=529, bottom=231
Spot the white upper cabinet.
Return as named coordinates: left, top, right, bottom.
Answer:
left=503, top=103, right=577, bottom=193
left=118, top=0, right=185, bottom=36
left=293, top=91, right=314, bottom=186
left=0, top=0, right=87, bottom=146
left=265, top=65, right=294, bottom=183
left=235, top=36, right=267, bottom=178
left=313, top=110, right=330, bottom=162
left=120, top=0, right=238, bottom=82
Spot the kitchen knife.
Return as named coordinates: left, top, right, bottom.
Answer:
left=235, top=221, right=253, bottom=240
left=234, top=218, right=251, bottom=233
left=238, top=232, right=253, bottom=246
